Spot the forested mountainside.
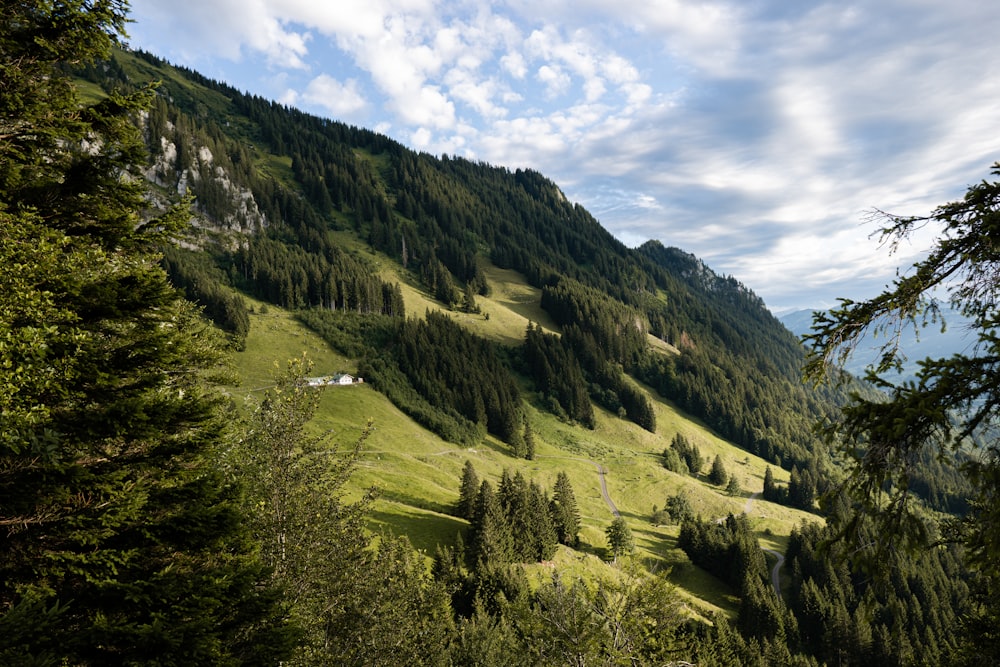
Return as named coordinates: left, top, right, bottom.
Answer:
left=2, top=29, right=975, bottom=663
left=83, top=49, right=852, bottom=478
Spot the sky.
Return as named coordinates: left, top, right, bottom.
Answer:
left=126, top=0, right=1000, bottom=313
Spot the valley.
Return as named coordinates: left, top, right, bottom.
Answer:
left=229, top=269, right=816, bottom=620
left=2, top=15, right=989, bottom=662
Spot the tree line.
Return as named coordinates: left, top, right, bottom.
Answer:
left=92, top=45, right=864, bottom=492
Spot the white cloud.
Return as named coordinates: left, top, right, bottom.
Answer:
left=500, top=51, right=528, bottom=79
left=301, top=75, right=367, bottom=116
left=127, top=0, right=1000, bottom=310
left=536, top=65, right=572, bottom=98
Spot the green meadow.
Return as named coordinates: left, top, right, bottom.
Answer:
left=228, top=260, right=819, bottom=620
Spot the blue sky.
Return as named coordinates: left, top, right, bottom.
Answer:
left=126, top=0, right=1000, bottom=313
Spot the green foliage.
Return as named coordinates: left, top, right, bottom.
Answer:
left=233, top=360, right=454, bottom=664
left=782, top=507, right=970, bottom=665
left=457, top=460, right=481, bottom=521
left=803, top=165, right=1000, bottom=644
left=725, top=475, right=743, bottom=496
left=161, top=245, right=250, bottom=349
left=709, top=454, right=729, bottom=486
left=659, top=493, right=695, bottom=525
left=465, top=469, right=562, bottom=568
left=551, top=471, right=581, bottom=547
left=663, top=432, right=703, bottom=476
left=392, top=312, right=524, bottom=446
left=236, top=236, right=404, bottom=315
left=605, top=517, right=635, bottom=561
left=303, top=308, right=522, bottom=446
left=467, top=481, right=515, bottom=569
left=678, top=514, right=768, bottom=592
left=0, top=5, right=287, bottom=662
left=522, top=321, right=595, bottom=428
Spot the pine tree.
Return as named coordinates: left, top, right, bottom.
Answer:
left=458, top=460, right=480, bottom=520
left=0, top=4, right=288, bottom=661
left=469, top=481, right=514, bottom=569
left=550, top=471, right=581, bottom=547
left=709, top=454, right=729, bottom=486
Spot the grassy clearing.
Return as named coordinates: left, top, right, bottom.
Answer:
left=228, top=267, right=821, bottom=617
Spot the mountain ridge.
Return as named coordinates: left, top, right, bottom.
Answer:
left=42, top=43, right=974, bottom=664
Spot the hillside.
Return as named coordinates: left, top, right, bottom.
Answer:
left=61, top=47, right=975, bottom=663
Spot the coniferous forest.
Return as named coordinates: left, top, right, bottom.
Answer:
left=2, top=3, right=998, bottom=665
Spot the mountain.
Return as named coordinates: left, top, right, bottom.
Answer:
left=81, top=48, right=847, bottom=471
left=56, top=47, right=974, bottom=663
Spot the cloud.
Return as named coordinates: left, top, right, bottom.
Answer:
left=130, top=0, right=310, bottom=68
left=127, top=0, right=1000, bottom=311
left=299, top=75, right=367, bottom=116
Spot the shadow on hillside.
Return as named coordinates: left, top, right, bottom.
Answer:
left=367, top=503, right=467, bottom=556
left=377, top=488, right=455, bottom=517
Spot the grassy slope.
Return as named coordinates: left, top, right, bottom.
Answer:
left=95, top=50, right=811, bottom=616
left=228, top=255, right=819, bottom=620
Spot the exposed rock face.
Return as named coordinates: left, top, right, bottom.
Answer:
left=140, top=112, right=267, bottom=248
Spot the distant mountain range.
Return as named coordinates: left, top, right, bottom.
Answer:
left=780, top=304, right=977, bottom=382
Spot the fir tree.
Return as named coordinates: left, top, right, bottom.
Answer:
left=550, top=471, right=581, bottom=547
left=709, top=454, right=728, bottom=486
left=0, top=4, right=289, bottom=661
left=458, top=460, right=480, bottom=521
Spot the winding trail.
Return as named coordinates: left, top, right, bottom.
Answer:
left=537, top=455, right=620, bottom=518
left=743, top=491, right=784, bottom=600
left=762, top=549, right=786, bottom=599
left=592, top=462, right=620, bottom=518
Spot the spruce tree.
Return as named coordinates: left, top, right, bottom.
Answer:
left=550, top=471, right=581, bottom=547
left=458, top=460, right=480, bottom=520
left=763, top=465, right=779, bottom=502
left=0, top=3, right=289, bottom=662
left=524, top=418, right=536, bottom=460
left=527, top=481, right=558, bottom=561
left=709, top=454, right=728, bottom=486
left=468, top=481, right=514, bottom=569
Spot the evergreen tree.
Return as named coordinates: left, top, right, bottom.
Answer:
left=468, top=481, right=514, bottom=569
left=457, top=460, right=480, bottom=521
left=526, top=481, right=559, bottom=562
left=606, top=517, right=635, bottom=562
left=523, top=418, right=536, bottom=460
left=763, top=466, right=779, bottom=502
left=550, top=471, right=581, bottom=547
left=709, top=454, right=729, bottom=486
left=0, top=4, right=288, bottom=662
left=804, top=167, right=1000, bottom=660
left=726, top=475, right=743, bottom=496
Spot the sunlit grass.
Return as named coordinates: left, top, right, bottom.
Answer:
left=228, top=267, right=822, bottom=616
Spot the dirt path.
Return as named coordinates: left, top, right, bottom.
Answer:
left=743, top=490, right=784, bottom=599
left=762, top=548, right=785, bottom=599
left=537, top=455, right=620, bottom=518
left=592, top=462, right=620, bottom=518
